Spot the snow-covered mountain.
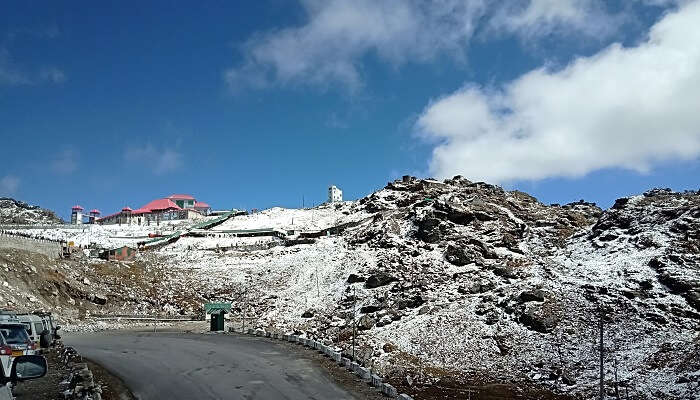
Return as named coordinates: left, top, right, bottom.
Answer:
left=0, top=197, right=64, bottom=225
left=147, top=177, right=698, bottom=399
left=1, top=179, right=698, bottom=399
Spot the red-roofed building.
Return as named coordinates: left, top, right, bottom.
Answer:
left=88, top=209, right=101, bottom=224
left=167, top=194, right=195, bottom=209
left=97, top=194, right=209, bottom=226
left=193, top=202, right=211, bottom=216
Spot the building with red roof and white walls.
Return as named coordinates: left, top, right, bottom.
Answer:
left=166, top=194, right=195, bottom=209
left=96, top=194, right=209, bottom=226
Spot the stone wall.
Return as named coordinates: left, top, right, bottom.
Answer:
left=0, top=233, right=62, bottom=258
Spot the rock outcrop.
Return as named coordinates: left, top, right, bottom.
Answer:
left=0, top=197, right=63, bottom=225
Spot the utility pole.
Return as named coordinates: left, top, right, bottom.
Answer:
left=315, top=264, right=320, bottom=298
left=242, top=284, right=247, bottom=334
left=352, top=286, right=357, bottom=360
left=599, top=308, right=605, bottom=400
left=614, top=355, right=620, bottom=399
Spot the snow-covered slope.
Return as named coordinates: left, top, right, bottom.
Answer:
left=151, top=178, right=698, bottom=399
left=216, top=202, right=371, bottom=232
left=1, top=179, right=697, bottom=399
left=0, top=197, right=63, bottom=225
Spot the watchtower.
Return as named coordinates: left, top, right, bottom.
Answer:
left=70, top=205, right=84, bottom=225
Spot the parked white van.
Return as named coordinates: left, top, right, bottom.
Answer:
left=16, top=315, right=44, bottom=351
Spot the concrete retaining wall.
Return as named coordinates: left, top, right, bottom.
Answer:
left=381, top=383, right=398, bottom=397
left=0, top=233, right=62, bottom=258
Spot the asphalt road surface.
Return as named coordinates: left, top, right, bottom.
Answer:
left=64, top=331, right=367, bottom=400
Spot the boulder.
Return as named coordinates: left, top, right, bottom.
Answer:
left=365, top=272, right=397, bottom=289
left=518, top=305, right=555, bottom=333
left=347, top=274, right=365, bottom=284
left=357, top=315, right=375, bottom=330
left=415, top=215, right=442, bottom=243
left=396, top=295, right=425, bottom=310
left=360, top=304, right=383, bottom=313
left=518, top=289, right=545, bottom=303
left=445, top=244, right=483, bottom=266
left=382, top=342, right=397, bottom=353
left=91, top=294, right=107, bottom=305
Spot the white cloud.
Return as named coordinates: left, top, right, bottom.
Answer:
left=39, top=67, right=66, bottom=84
left=487, top=0, right=621, bottom=39
left=0, top=28, right=65, bottom=86
left=225, top=0, right=635, bottom=91
left=417, top=0, right=700, bottom=183
left=0, top=48, right=32, bottom=85
left=51, top=148, right=78, bottom=174
left=0, top=61, right=66, bottom=85
left=0, top=175, right=20, bottom=196
left=125, top=145, right=183, bottom=175
left=226, top=0, right=486, bottom=90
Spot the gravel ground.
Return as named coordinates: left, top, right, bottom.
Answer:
left=10, top=344, right=134, bottom=400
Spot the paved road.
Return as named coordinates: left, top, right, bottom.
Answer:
left=64, top=331, right=362, bottom=400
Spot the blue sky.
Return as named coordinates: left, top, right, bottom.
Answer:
left=1, top=1, right=699, bottom=220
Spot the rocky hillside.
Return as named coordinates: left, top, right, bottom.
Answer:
left=0, top=197, right=63, bottom=225
left=289, top=178, right=696, bottom=399
left=0, top=179, right=697, bottom=399
left=132, top=177, right=697, bottom=399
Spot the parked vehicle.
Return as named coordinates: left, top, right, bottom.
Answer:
left=16, top=315, right=44, bottom=351
left=34, top=312, right=61, bottom=346
left=0, top=322, right=36, bottom=384
left=0, top=311, right=17, bottom=324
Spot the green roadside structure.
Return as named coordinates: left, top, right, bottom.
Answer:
left=204, top=302, right=232, bottom=331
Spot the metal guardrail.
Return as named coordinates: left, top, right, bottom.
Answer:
left=0, top=224, right=74, bottom=230
left=190, top=211, right=238, bottom=230
left=91, top=314, right=198, bottom=321
left=139, top=211, right=239, bottom=249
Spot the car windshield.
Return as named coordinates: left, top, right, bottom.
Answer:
left=0, top=326, right=29, bottom=345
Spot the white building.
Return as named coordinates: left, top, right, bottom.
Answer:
left=70, top=205, right=84, bottom=225
left=328, top=185, right=343, bottom=203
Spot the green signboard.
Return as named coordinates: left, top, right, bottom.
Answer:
left=204, top=302, right=232, bottom=314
